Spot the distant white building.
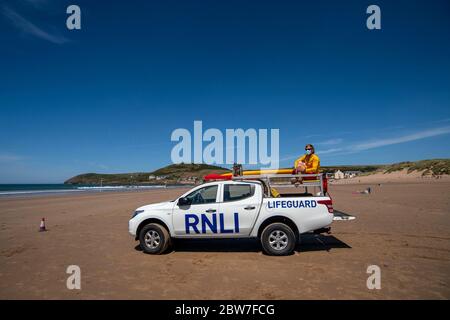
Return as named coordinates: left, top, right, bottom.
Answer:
left=325, top=172, right=334, bottom=179
left=334, top=170, right=344, bottom=180
left=344, top=171, right=362, bottom=179
left=148, top=175, right=156, bottom=180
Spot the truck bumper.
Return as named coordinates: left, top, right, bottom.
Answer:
left=128, top=219, right=137, bottom=237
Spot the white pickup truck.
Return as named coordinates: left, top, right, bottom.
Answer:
left=129, top=177, right=352, bottom=256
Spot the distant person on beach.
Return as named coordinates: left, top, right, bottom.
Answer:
left=353, top=187, right=371, bottom=195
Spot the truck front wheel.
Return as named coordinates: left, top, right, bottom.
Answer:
left=260, top=223, right=296, bottom=256
left=139, top=223, right=171, bottom=254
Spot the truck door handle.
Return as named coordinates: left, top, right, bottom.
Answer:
left=205, top=209, right=216, bottom=213
left=244, top=206, right=256, bottom=210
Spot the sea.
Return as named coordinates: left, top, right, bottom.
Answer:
left=0, top=184, right=172, bottom=198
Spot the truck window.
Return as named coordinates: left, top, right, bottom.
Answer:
left=186, top=185, right=218, bottom=205
left=224, top=184, right=255, bottom=202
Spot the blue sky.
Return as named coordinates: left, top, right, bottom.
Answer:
left=1, top=0, right=449, bottom=183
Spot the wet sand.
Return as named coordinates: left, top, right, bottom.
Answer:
left=0, top=181, right=449, bottom=299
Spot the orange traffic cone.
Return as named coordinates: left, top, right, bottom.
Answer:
left=39, top=218, right=46, bottom=232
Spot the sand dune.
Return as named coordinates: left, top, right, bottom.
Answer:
left=331, top=169, right=450, bottom=185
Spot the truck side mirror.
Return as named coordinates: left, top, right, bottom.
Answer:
left=178, top=197, right=191, bottom=206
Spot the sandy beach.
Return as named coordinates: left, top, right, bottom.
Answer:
left=0, top=180, right=449, bottom=299
left=331, top=169, right=450, bottom=185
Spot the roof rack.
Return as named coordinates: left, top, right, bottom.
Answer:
left=231, top=173, right=327, bottom=196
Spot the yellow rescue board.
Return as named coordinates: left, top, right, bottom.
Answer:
left=220, top=168, right=294, bottom=177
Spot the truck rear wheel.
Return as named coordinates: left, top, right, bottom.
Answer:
left=139, top=223, right=171, bottom=254
left=260, top=223, right=296, bottom=256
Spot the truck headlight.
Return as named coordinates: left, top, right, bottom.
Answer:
left=132, top=210, right=144, bottom=218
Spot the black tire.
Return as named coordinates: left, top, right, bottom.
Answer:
left=139, top=223, right=171, bottom=254
left=260, top=223, right=296, bottom=256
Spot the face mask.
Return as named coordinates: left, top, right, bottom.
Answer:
left=306, top=150, right=312, bottom=155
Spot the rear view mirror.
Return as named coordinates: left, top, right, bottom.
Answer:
left=178, top=197, right=191, bottom=206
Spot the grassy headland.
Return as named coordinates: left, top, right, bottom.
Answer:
left=64, top=163, right=230, bottom=185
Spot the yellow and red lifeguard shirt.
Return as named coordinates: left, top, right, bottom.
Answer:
left=294, top=154, right=321, bottom=174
